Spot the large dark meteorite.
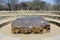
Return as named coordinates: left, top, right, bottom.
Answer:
left=11, top=16, right=50, bottom=34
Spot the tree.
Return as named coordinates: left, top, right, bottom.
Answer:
left=0, top=0, right=52, bottom=11
left=54, top=0, right=60, bottom=3
left=0, top=0, right=8, bottom=10
left=7, top=0, right=18, bottom=11
left=53, top=0, right=60, bottom=11
left=31, top=0, right=47, bottom=10
left=20, top=2, right=29, bottom=10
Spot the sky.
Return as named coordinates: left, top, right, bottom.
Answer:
left=42, top=0, right=54, bottom=4
left=19, top=0, right=54, bottom=4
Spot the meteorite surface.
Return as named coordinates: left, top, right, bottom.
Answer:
left=11, top=15, right=50, bottom=34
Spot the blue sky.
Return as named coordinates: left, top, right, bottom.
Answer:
left=19, top=0, right=54, bottom=4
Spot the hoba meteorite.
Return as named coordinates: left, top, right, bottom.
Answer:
left=11, top=16, right=50, bottom=34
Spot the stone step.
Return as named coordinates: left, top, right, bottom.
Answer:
left=45, top=18, right=60, bottom=27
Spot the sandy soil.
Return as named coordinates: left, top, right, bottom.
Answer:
left=0, top=23, right=60, bottom=40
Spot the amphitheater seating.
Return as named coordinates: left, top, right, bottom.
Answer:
left=0, top=11, right=60, bottom=28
